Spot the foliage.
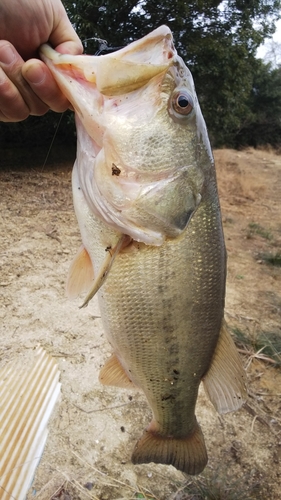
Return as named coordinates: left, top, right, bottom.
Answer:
left=1, top=0, right=281, bottom=150
left=235, top=61, right=281, bottom=147
left=62, top=0, right=280, bottom=147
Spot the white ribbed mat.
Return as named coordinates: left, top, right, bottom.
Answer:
left=0, top=347, right=61, bottom=500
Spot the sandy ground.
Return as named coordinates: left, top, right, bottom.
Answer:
left=0, top=147, right=281, bottom=500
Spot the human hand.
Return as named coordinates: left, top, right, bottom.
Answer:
left=0, top=0, right=83, bottom=122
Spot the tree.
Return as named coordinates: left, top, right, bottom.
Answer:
left=63, top=0, right=281, bottom=147
left=1, top=0, right=280, bottom=150
left=235, top=61, right=281, bottom=147
left=263, top=39, right=281, bottom=68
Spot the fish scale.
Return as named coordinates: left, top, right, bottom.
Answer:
left=96, top=189, right=224, bottom=434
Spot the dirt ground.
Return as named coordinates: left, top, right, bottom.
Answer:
left=0, top=147, right=281, bottom=500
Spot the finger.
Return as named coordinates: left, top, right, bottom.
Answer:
left=55, top=39, right=84, bottom=55
left=49, top=4, right=83, bottom=55
left=0, top=42, right=49, bottom=118
left=22, top=59, right=70, bottom=113
left=0, top=66, right=29, bottom=122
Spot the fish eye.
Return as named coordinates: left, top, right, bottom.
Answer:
left=172, top=91, right=194, bottom=116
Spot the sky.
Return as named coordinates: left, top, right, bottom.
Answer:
left=275, top=18, right=281, bottom=42
left=256, top=18, right=281, bottom=64
left=273, top=18, right=281, bottom=41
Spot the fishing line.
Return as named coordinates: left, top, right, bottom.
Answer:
left=82, top=37, right=123, bottom=55
left=41, top=36, right=123, bottom=171
left=42, top=37, right=124, bottom=170
left=41, top=112, right=64, bottom=171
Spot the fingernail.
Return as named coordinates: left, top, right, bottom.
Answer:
left=25, top=64, right=46, bottom=85
left=0, top=44, right=16, bottom=65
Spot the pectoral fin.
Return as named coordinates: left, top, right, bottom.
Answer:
left=99, top=354, right=136, bottom=388
left=202, top=320, right=247, bottom=414
left=80, top=234, right=131, bottom=308
left=66, top=245, right=94, bottom=299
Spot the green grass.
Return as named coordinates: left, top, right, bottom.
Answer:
left=255, top=332, right=281, bottom=366
left=231, top=327, right=252, bottom=348
left=247, top=222, right=273, bottom=240
left=232, top=327, right=281, bottom=367
left=258, top=250, right=281, bottom=267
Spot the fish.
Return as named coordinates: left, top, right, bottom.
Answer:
left=40, top=25, right=247, bottom=475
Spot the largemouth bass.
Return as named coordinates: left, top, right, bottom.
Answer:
left=40, top=26, right=246, bottom=475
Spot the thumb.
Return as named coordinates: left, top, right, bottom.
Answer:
left=49, top=6, right=83, bottom=55
left=55, top=39, right=84, bottom=55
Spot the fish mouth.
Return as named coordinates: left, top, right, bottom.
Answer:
left=40, top=25, right=175, bottom=96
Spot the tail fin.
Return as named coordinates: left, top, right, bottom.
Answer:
left=131, top=419, right=207, bottom=475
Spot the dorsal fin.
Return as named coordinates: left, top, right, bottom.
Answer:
left=66, top=245, right=94, bottom=299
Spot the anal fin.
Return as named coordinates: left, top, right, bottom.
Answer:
left=131, top=418, right=207, bottom=475
left=203, top=319, right=247, bottom=414
left=99, top=354, right=136, bottom=389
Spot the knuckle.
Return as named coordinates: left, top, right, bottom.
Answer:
left=0, top=74, right=10, bottom=93
left=49, top=100, right=69, bottom=113
left=29, top=75, right=69, bottom=113
left=8, top=108, right=29, bottom=122
left=0, top=109, right=29, bottom=122
left=0, top=90, right=30, bottom=122
left=31, top=105, right=49, bottom=117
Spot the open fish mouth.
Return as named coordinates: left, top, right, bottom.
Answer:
left=41, top=26, right=175, bottom=96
